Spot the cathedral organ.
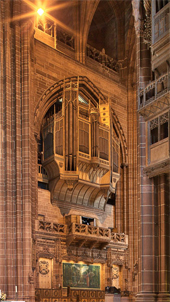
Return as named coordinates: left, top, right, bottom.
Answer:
left=40, top=77, right=120, bottom=209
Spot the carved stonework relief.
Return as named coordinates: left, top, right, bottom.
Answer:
left=39, top=258, right=52, bottom=289
left=143, top=0, right=151, bottom=46
left=112, top=265, right=120, bottom=289
left=39, top=260, right=49, bottom=275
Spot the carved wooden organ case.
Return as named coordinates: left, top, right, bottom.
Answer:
left=41, top=79, right=120, bottom=210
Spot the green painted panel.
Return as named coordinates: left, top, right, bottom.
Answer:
left=63, top=263, right=100, bottom=289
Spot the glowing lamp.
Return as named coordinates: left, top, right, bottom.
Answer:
left=37, top=8, right=44, bottom=16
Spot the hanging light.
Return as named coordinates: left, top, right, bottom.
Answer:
left=37, top=8, right=44, bottom=16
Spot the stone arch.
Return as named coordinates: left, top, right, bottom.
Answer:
left=34, top=76, right=107, bottom=136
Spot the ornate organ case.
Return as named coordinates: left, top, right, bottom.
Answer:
left=41, top=80, right=120, bottom=209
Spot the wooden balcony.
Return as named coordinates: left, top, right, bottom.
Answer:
left=138, top=71, right=170, bottom=119
left=67, top=223, right=128, bottom=250
left=37, top=220, right=128, bottom=250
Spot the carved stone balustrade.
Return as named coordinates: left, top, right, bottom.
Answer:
left=138, top=71, right=170, bottom=119
left=57, top=27, right=74, bottom=49
left=86, top=44, right=119, bottom=72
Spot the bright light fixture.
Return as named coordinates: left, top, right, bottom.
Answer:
left=37, top=8, right=44, bottom=16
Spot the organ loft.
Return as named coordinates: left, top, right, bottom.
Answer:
left=0, top=1, right=170, bottom=302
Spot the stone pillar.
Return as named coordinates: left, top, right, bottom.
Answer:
left=157, top=174, right=170, bottom=302
left=0, top=1, right=35, bottom=301
left=21, top=13, right=35, bottom=301
left=0, top=0, right=11, bottom=294
left=0, top=1, right=17, bottom=297
left=132, top=1, right=156, bottom=301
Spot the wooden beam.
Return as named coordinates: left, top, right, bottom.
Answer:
left=89, top=241, right=97, bottom=249
left=99, top=242, right=109, bottom=250
left=66, top=235, right=75, bottom=246
left=78, top=239, right=87, bottom=248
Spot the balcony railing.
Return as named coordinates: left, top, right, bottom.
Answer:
left=139, top=71, right=170, bottom=109
left=86, top=44, right=119, bottom=72
left=111, top=230, right=126, bottom=243
left=37, top=220, right=128, bottom=246
left=68, top=223, right=110, bottom=239
left=154, top=2, right=170, bottom=43
left=68, top=223, right=128, bottom=245
left=35, top=21, right=75, bottom=50
left=35, top=20, right=119, bottom=74
left=38, top=220, right=67, bottom=234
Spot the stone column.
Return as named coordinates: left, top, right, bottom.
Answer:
left=0, top=1, right=17, bottom=298
left=157, top=174, right=170, bottom=302
left=0, top=0, right=9, bottom=294
left=0, top=1, right=35, bottom=301
left=21, top=15, right=35, bottom=301
left=132, top=1, right=157, bottom=301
